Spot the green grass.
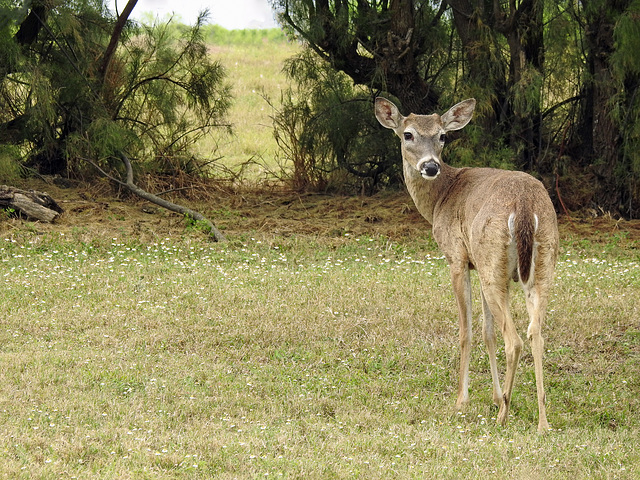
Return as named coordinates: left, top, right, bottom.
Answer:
left=202, top=26, right=289, bottom=46
left=0, top=228, right=638, bottom=478
left=201, top=35, right=300, bottom=179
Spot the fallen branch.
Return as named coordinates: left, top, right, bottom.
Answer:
left=87, top=154, right=227, bottom=242
left=0, top=185, right=63, bottom=222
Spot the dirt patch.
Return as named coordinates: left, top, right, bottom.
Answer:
left=216, top=189, right=430, bottom=239
left=2, top=179, right=639, bottom=249
left=560, top=210, right=640, bottom=247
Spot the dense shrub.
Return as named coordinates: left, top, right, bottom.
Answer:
left=272, top=50, right=400, bottom=193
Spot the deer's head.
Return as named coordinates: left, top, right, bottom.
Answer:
left=375, top=97, right=476, bottom=180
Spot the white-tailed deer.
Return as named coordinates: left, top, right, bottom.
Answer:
left=375, top=97, right=559, bottom=432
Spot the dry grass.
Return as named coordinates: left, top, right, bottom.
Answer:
left=0, top=185, right=639, bottom=478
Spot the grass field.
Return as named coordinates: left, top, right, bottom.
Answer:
left=200, top=33, right=300, bottom=179
left=0, top=208, right=639, bottom=478
left=1, top=28, right=640, bottom=479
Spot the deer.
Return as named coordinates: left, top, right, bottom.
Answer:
left=375, top=97, right=559, bottom=432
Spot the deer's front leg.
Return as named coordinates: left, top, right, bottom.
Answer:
left=450, top=265, right=472, bottom=408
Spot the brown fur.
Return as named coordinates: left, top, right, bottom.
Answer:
left=375, top=97, right=559, bottom=432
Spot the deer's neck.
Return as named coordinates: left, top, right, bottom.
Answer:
left=404, top=161, right=460, bottom=225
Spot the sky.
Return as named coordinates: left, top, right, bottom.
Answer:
left=107, top=0, right=280, bottom=30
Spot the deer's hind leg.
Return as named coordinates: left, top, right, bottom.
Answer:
left=480, top=282, right=523, bottom=427
left=480, top=289, right=503, bottom=407
left=523, top=279, right=551, bottom=433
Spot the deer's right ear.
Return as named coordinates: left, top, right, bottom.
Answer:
left=375, top=97, right=403, bottom=130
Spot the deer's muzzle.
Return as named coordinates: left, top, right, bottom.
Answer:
left=418, top=160, right=441, bottom=180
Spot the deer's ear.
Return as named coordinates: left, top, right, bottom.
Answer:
left=375, top=97, right=404, bottom=131
left=442, top=99, right=476, bottom=132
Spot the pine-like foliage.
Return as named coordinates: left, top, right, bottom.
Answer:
left=275, top=0, right=640, bottom=216
left=0, top=1, right=231, bottom=178
left=272, top=50, right=400, bottom=192
left=611, top=0, right=640, bottom=212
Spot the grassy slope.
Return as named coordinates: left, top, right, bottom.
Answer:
left=199, top=33, right=300, bottom=179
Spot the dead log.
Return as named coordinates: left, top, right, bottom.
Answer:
left=0, top=185, right=63, bottom=223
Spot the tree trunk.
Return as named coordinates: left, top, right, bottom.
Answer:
left=505, top=0, right=544, bottom=170
left=450, top=0, right=544, bottom=170
left=280, top=0, right=439, bottom=113
left=584, top=7, right=619, bottom=169
left=98, top=0, right=138, bottom=83
left=449, top=0, right=505, bottom=130
left=381, top=0, right=438, bottom=113
left=572, top=0, right=630, bottom=210
left=14, top=0, right=51, bottom=46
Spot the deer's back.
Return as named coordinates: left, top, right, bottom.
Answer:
left=431, top=167, right=558, bottom=270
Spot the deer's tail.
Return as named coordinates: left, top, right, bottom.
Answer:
left=513, top=201, right=537, bottom=284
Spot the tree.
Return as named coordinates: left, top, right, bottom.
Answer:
left=98, top=0, right=139, bottom=84
left=611, top=0, right=640, bottom=216
left=271, top=49, right=401, bottom=192
left=275, top=0, right=448, bottom=113
left=0, top=0, right=231, bottom=177
left=274, top=0, right=640, bottom=216
left=274, top=0, right=553, bottom=172
left=568, top=0, right=640, bottom=215
left=0, top=0, right=231, bottom=239
left=447, top=0, right=546, bottom=170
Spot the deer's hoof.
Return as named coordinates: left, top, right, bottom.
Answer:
left=497, top=395, right=510, bottom=426
left=537, top=419, right=550, bottom=434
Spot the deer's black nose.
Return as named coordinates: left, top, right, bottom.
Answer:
left=420, top=161, right=440, bottom=179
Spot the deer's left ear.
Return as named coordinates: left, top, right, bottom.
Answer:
left=442, top=99, right=476, bottom=132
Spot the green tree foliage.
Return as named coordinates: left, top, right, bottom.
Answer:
left=0, top=0, right=230, bottom=178
left=272, top=49, right=400, bottom=192
left=275, top=0, right=640, bottom=217
left=609, top=0, right=640, bottom=214
left=274, top=0, right=449, bottom=112
left=561, top=0, right=640, bottom=216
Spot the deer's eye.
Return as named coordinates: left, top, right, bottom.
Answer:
left=439, top=133, right=446, bottom=143
left=403, top=132, right=413, bottom=141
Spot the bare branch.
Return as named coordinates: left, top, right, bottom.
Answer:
left=85, top=155, right=227, bottom=242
